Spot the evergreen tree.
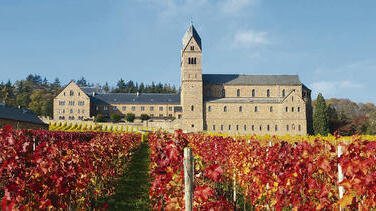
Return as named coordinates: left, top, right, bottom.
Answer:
left=313, top=93, right=330, bottom=135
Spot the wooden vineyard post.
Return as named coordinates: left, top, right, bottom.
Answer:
left=338, top=144, right=344, bottom=211
left=184, top=147, right=194, bottom=211
left=233, top=173, right=237, bottom=211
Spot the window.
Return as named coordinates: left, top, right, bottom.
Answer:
left=270, top=106, right=273, bottom=112
left=70, top=90, right=74, bottom=96
left=178, top=114, right=182, bottom=119
left=292, top=96, right=294, bottom=102
left=70, top=109, right=73, bottom=113
left=68, top=101, right=75, bottom=106
left=298, top=125, right=301, bottom=131
left=59, top=101, right=65, bottom=106
left=113, top=106, right=118, bottom=110
left=236, top=125, right=239, bottom=131
left=188, top=58, right=191, bottom=64
left=141, top=106, right=145, bottom=111
left=286, top=125, right=289, bottom=131
left=239, top=106, right=242, bottom=112
left=244, top=125, right=247, bottom=131
left=96, top=106, right=99, bottom=111
left=150, top=106, right=154, bottom=111
left=267, top=89, right=270, bottom=97
left=194, top=58, right=197, bottom=64
left=206, top=89, right=211, bottom=97
left=63, top=92, right=66, bottom=96
left=169, top=107, right=172, bottom=111
left=78, top=101, right=85, bottom=106
left=82, top=109, right=84, bottom=114
left=222, top=89, right=225, bottom=97
left=191, top=105, right=194, bottom=111
left=122, top=106, right=126, bottom=111
left=213, top=125, right=216, bottom=131
left=259, top=125, right=262, bottom=131
left=237, top=89, right=240, bottom=97
left=291, top=107, right=295, bottom=112
left=298, top=107, right=301, bottom=112
left=224, top=106, right=227, bottom=112
left=208, top=106, right=211, bottom=112
left=228, top=125, right=231, bottom=130
left=292, top=124, right=295, bottom=130
left=159, top=114, right=163, bottom=117
left=221, top=125, right=224, bottom=131
left=285, top=107, right=288, bottom=112
left=191, top=46, right=194, bottom=51
left=78, top=109, right=80, bottom=114
left=254, top=106, right=258, bottom=112
left=267, top=125, right=270, bottom=131
left=275, top=125, right=278, bottom=131
left=159, top=106, right=163, bottom=111
left=78, top=92, right=80, bottom=96
left=132, top=106, right=136, bottom=111
left=282, top=89, right=286, bottom=97
left=104, top=106, right=108, bottom=111
left=252, top=125, right=255, bottom=131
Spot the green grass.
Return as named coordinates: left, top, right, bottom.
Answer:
left=98, top=141, right=152, bottom=210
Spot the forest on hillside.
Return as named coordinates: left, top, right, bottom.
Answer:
left=0, top=75, right=178, bottom=118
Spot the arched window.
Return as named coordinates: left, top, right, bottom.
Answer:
left=191, top=46, right=194, bottom=51
left=237, top=89, right=240, bottom=97
left=254, top=106, right=258, bottom=112
left=298, top=107, right=301, bottom=112
left=228, top=125, right=231, bottom=130
left=292, top=124, right=295, bottom=130
left=221, top=125, right=224, bottom=131
left=282, top=89, right=286, bottom=97
left=239, top=106, right=242, bottom=112
left=213, top=125, right=216, bottom=130
left=291, top=107, right=295, bottom=112
left=70, top=90, right=74, bottom=96
left=267, top=89, right=270, bottom=97
left=208, top=106, right=211, bottom=112
left=270, top=106, right=273, bottom=112
left=194, top=57, right=197, bottom=64
left=252, top=125, right=255, bottom=131
left=222, top=89, right=225, bottom=97
left=252, top=89, right=255, bottom=97
left=292, top=96, right=294, bottom=102
left=267, top=125, right=270, bottom=131
left=236, top=125, right=239, bottom=131
left=275, top=125, right=278, bottom=131
left=224, top=106, right=227, bottom=112
left=259, top=125, right=262, bottom=131
left=286, top=125, right=289, bottom=131
left=285, top=107, right=288, bottom=112
left=244, top=125, right=247, bottom=131
left=298, top=125, right=301, bottom=131
left=188, top=58, right=191, bottom=64
left=191, top=105, right=194, bottom=111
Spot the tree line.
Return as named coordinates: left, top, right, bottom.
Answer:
left=0, top=75, right=178, bottom=118
left=313, top=93, right=376, bottom=135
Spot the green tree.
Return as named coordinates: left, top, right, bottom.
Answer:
left=95, top=114, right=105, bottom=122
left=140, top=114, right=150, bottom=121
left=313, top=93, right=330, bottom=135
left=110, top=113, right=122, bottom=123
left=125, top=113, right=135, bottom=122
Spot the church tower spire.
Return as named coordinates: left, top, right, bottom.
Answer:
left=180, top=24, right=204, bottom=132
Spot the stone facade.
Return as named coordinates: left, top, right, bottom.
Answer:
left=53, top=24, right=313, bottom=135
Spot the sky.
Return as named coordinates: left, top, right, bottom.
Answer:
left=0, top=0, right=375, bottom=103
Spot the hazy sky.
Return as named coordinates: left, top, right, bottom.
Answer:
left=1, top=0, right=375, bottom=103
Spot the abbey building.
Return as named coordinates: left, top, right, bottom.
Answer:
left=53, top=24, right=313, bottom=135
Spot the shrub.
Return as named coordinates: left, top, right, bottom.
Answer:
left=95, top=114, right=105, bottom=122
left=125, top=113, right=136, bottom=122
left=140, top=114, right=151, bottom=121
left=110, top=113, right=122, bottom=123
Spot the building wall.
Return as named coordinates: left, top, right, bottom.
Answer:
left=53, top=82, right=91, bottom=121
left=92, top=103, right=182, bottom=119
left=0, top=118, right=48, bottom=130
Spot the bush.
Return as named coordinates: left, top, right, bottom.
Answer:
left=140, top=114, right=150, bottom=121
left=110, top=113, right=122, bottom=123
left=95, top=114, right=105, bottom=122
left=125, top=113, right=136, bottom=122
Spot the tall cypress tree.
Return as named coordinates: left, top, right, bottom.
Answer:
left=313, top=93, right=330, bottom=135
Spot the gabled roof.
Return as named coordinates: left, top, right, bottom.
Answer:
left=182, top=24, right=202, bottom=50
left=0, top=104, right=47, bottom=125
left=81, top=86, right=103, bottom=95
left=202, top=74, right=302, bottom=85
left=91, top=93, right=181, bottom=105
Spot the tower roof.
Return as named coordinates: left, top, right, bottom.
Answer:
left=182, top=24, right=201, bottom=50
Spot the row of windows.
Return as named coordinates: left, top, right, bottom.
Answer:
left=57, top=109, right=85, bottom=114
left=63, top=90, right=82, bottom=97
left=206, top=106, right=301, bottom=113
left=59, top=101, right=85, bottom=106
left=188, top=57, right=197, bottom=64
left=211, top=124, right=302, bottom=132
left=209, top=89, right=292, bottom=98
left=96, top=105, right=173, bottom=112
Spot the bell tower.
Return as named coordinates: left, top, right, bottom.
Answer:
left=181, top=24, right=203, bottom=132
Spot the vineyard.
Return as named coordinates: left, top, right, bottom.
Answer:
left=1, top=125, right=376, bottom=210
